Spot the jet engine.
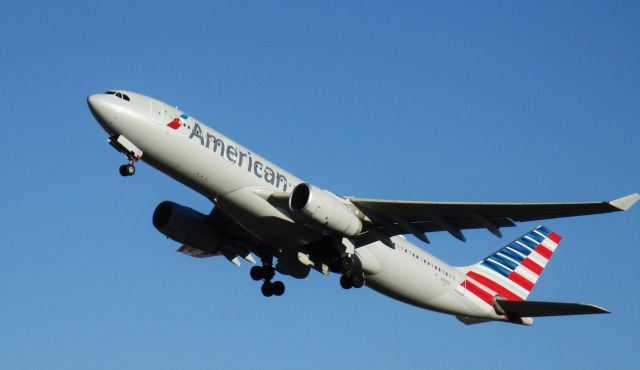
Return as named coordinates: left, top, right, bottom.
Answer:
left=152, top=201, right=222, bottom=254
left=289, top=183, right=363, bottom=237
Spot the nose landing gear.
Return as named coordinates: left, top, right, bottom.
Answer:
left=108, top=135, right=142, bottom=177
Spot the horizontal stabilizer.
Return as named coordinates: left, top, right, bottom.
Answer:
left=495, top=300, right=610, bottom=317
left=456, top=316, right=492, bottom=325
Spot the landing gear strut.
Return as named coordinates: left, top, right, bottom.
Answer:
left=250, top=255, right=285, bottom=297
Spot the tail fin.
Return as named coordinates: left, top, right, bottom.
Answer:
left=460, top=225, right=561, bottom=303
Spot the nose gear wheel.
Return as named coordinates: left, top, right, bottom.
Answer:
left=119, top=163, right=136, bottom=176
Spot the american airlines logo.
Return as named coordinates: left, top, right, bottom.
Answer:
left=166, top=113, right=189, bottom=130
left=188, top=122, right=290, bottom=191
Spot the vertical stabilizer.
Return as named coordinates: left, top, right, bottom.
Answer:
left=459, top=226, right=561, bottom=305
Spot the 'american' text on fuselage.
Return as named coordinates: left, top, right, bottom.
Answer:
left=189, top=123, right=290, bottom=191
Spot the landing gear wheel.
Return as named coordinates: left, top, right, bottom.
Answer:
left=255, top=252, right=283, bottom=297
left=261, top=282, right=274, bottom=297
left=272, top=281, right=285, bottom=296
left=340, top=274, right=353, bottom=289
left=352, top=274, right=365, bottom=289
left=261, top=266, right=275, bottom=281
left=329, top=257, right=342, bottom=273
left=119, top=164, right=135, bottom=177
left=250, top=266, right=263, bottom=281
left=342, top=256, right=354, bottom=274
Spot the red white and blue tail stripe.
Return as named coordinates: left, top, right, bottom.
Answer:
left=460, top=226, right=561, bottom=306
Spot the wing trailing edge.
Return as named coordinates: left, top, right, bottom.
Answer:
left=350, top=192, right=639, bottom=244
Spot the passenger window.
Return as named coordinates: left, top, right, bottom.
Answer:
left=105, top=91, right=116, bottom=95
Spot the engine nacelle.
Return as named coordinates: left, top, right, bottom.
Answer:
left=289, top=183, right=362, bottom=237
left=152, top=201, right=222, bottom=254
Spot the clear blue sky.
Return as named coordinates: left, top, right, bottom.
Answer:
left=1, top=1, right=638, bottom=369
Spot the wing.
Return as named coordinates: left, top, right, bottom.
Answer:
left=177, top=206, right=260, bottom=266
left=351, top=193, right=639, bottom=245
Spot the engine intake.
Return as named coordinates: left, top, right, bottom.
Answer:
left=153, top=201, right=222, bottom=254
left=289, top=183, right=362, bottom=237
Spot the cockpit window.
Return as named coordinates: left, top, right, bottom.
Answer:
left=105, top=91, right=131, bottom=102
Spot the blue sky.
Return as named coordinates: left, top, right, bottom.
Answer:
left=1, top=1, right=638, bottom=369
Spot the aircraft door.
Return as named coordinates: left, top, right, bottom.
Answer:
left=150, top=100, right=164, bottom=123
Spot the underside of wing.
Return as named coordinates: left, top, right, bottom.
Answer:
left=176, top=207, right=261, bottom=266
left=351, top=193, right=639, bottom=244
left=178, top=244, right=217, bottom=258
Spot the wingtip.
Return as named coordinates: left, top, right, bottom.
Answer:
left=586, top=304, right=611, bottom=314
left=610, top=193, right=640, bottom=211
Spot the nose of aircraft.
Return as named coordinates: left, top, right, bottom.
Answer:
left=87, top=94, right=110, bottom=122
left=87, top=94, right=124, bottom=135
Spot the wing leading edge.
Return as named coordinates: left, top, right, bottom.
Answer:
left=351, top=193, right=639, bottom=245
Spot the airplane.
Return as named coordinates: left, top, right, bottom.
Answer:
left=87, top=90, right=638, bottom=325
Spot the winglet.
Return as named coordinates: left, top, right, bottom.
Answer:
left=610, top=193, right=640, bottom=211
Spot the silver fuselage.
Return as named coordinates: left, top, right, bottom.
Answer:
left=87, top=90, right=501, bottom=320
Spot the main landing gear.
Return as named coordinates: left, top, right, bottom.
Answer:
left=250, top=256, right=285, bottom=297
left=337, top=254, right=365, bottom=290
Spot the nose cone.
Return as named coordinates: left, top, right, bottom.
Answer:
left=87, top=94, right=121, bottom=134
left=87, top=94, right=111, bottom=122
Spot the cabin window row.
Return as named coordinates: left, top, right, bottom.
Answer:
left=399, top=246, right=453, bottom=278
